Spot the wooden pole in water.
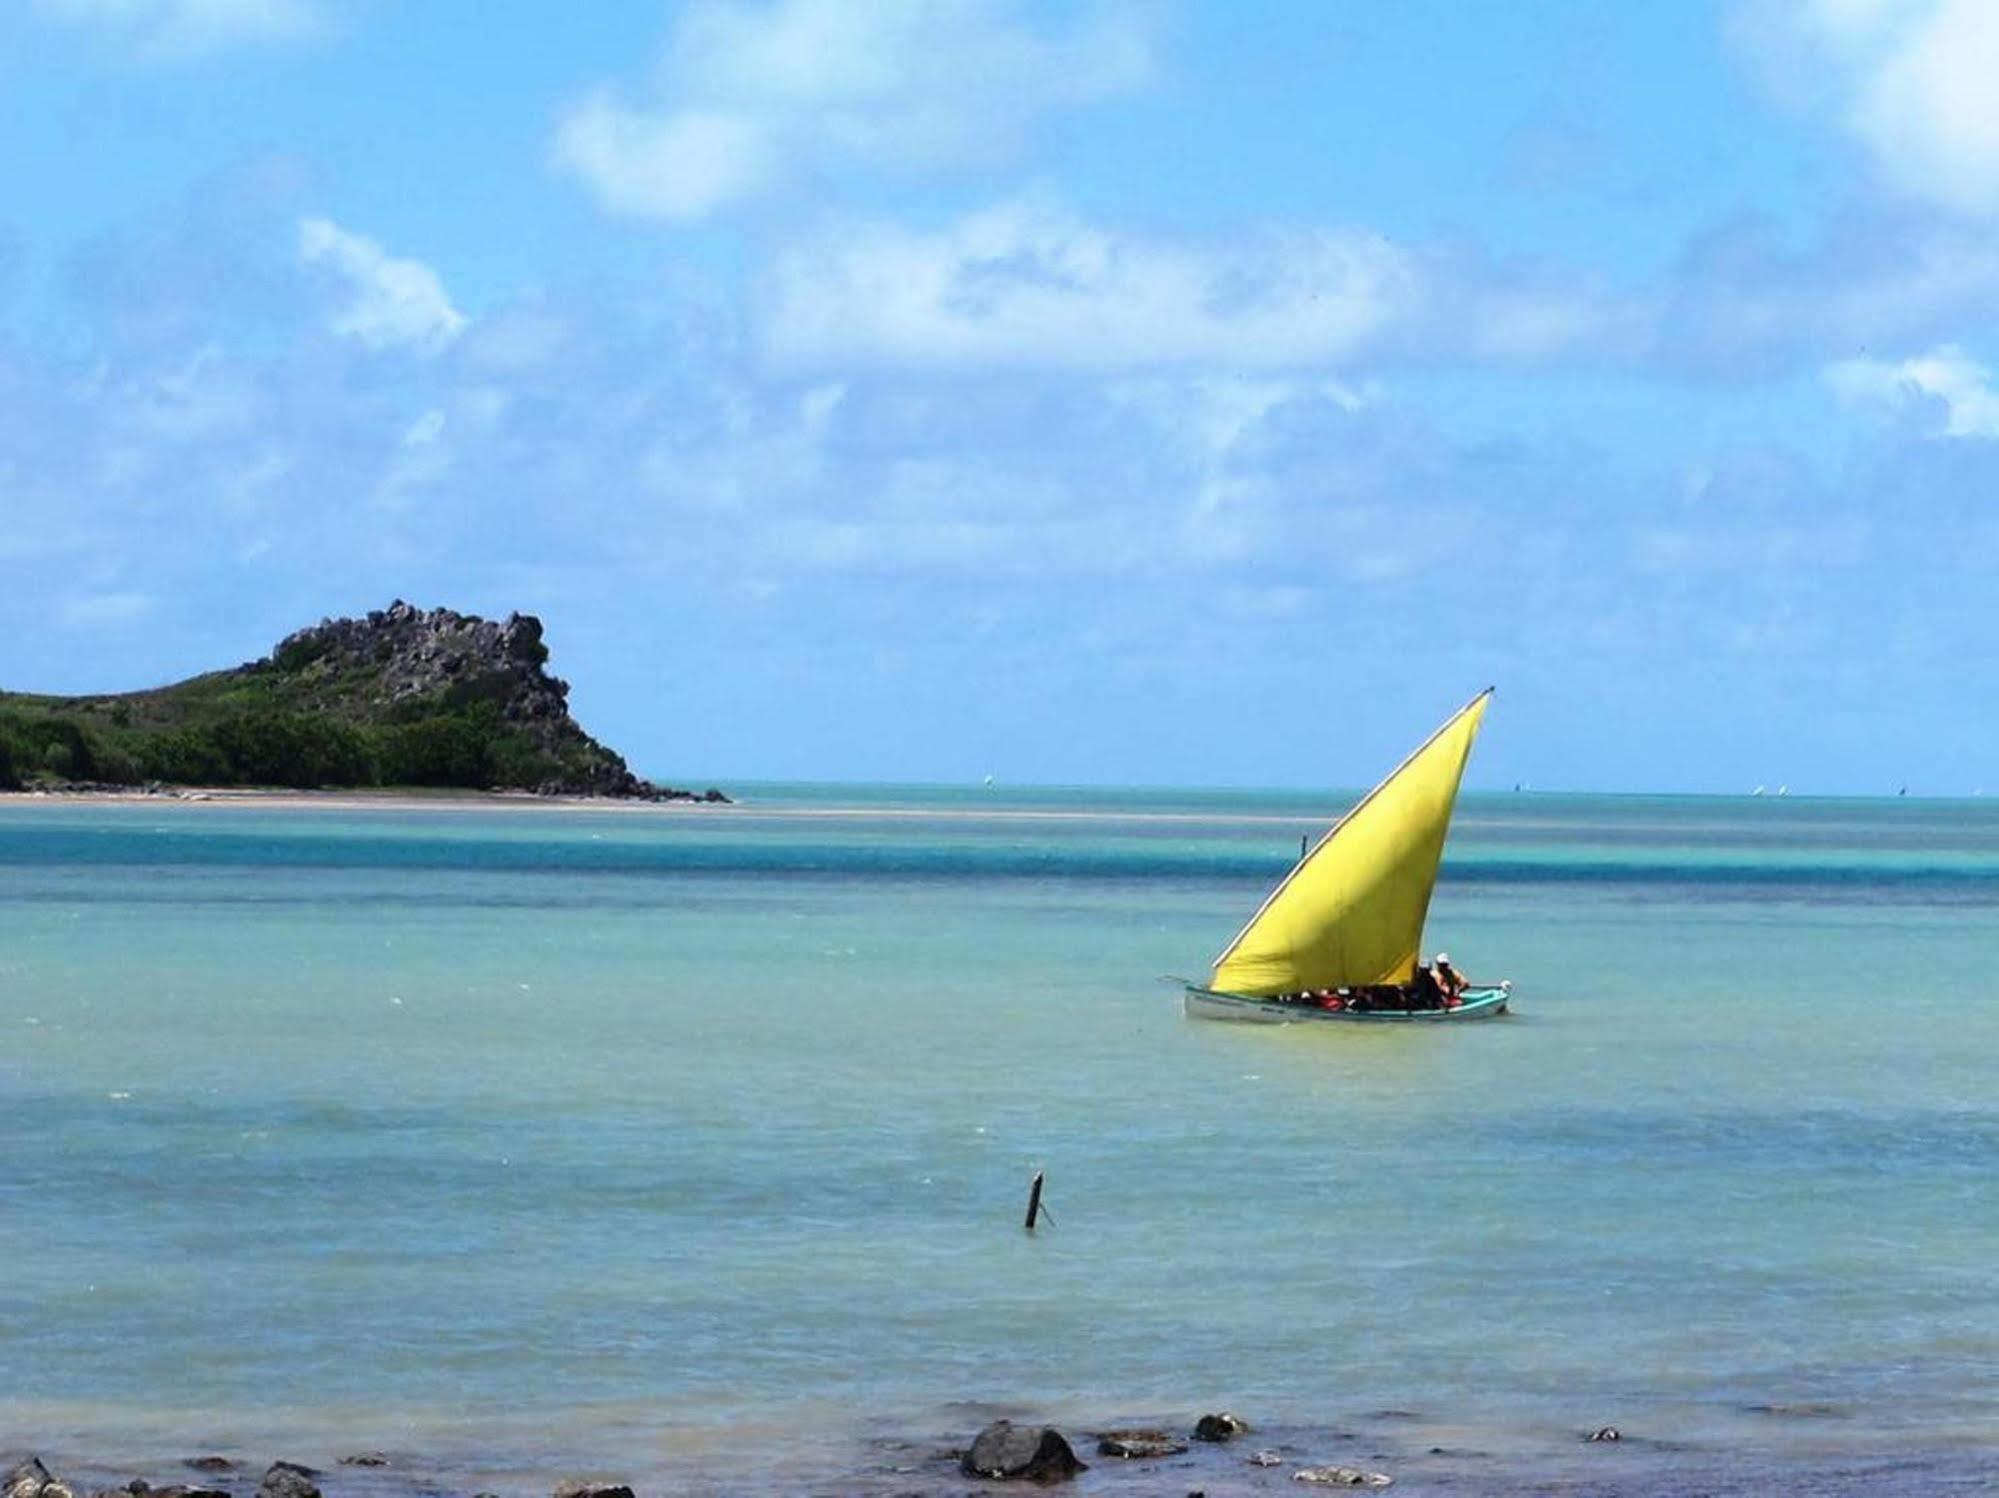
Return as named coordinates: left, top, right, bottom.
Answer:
left=1024, top=1170, right=1046, bottom=1230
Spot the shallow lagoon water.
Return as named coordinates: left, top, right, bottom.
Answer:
left=3, top=789, right=1998, bottom=1492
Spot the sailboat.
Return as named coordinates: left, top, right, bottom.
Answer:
left=1182, top=689, right=1511, bottom=1024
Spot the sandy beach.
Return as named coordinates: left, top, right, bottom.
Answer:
left=0, top=787, right=727, bottom=815
left=0, top=784, right=1378, bottom=827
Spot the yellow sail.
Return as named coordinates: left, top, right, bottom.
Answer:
left=1210, top=690, right=1491, bottom=997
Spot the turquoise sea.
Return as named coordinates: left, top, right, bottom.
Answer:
left=4, top=788, right=1999, bottom=1494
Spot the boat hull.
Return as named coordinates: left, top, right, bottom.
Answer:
left=1183, top=983, right=1511, bottom=1024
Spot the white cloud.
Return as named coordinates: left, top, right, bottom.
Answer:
left=553, top=0, right=1157, bottom=221
left=1107, top=376, right=1371, bottom=562
left=401, top=409, right=446, bottom=448
left=551, top=99, right=775, bottom=223
left=11, top=192, right=1998, bottom=792
left=1738, top=0, right=1999, bottom=214
left=297, top=217, right=467, bottom=354
left=764, top=196, right=1416, bottom=370
left=1661, top=213, right=1999, bottom=374
left=1826, top=343, right=1999, bottom=434
left=37, top=0, right=324, bottom=56
left=761, top=196, right=1631, bottom=372
left=373, top=408, right=453, bottom=510
left=1851, top=2, right=1999, bottom=213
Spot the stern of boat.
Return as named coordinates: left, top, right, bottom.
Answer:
left=1181, top=986, right=1294, bottom=1023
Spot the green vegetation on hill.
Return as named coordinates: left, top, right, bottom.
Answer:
left=2, top=674, right=587, bottom=791
left=0, top=603, right=703, bottom=798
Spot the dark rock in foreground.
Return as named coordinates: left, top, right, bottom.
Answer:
left=6, top=1458, right=69, bottom=1498
left=1192, top=1412, right=1249, bottom=1442
left=254, top=1464, right=318, bottom=1498
left=551, top=1482, right=634, bottom=1498
left=960, top=1421, right=1086, bottom=1482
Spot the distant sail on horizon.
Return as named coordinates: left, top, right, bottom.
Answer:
left=1208, top=690, right=1491, bottom=997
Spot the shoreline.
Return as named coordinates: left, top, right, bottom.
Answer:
left=0, top=786, right=1507, bottom=828
left=11, top=1403, right=1999, bottom=1498
left=0, top=787, right=732, bottom=815
left=0, top=785, right=1333, bottom=826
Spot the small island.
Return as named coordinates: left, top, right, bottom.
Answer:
left=0, top=601, right=725, bottom=802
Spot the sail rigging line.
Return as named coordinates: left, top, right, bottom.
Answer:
left=1208, top=686, right=1494, bottom=981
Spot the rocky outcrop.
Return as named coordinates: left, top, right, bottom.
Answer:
left=265, top=601, right=722, bottom=801
left=272, top=603, right=560, bottom=723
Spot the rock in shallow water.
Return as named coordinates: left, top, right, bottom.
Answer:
left=5, top=1459, right=73, bottom=1498
left=1192, top=1412, right=1249, bottom=1443
left=960, top=1421, right=1087, bottom=1482
left=5, top=1460, right=54, bottom=1498
left=255, top=1464, right=318, bottom=1498
left=1094, top=1429, right=1188, bottom=1459
left=552, top=1483, right=634, bottom=1498
left=1292, top=1466, right=1392, bottom=1487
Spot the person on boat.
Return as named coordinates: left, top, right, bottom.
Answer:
left=1407, top=963, right=1444, bottom=1009
left=1348, top=985, right=1394, bottom=1012
left=1433, top=953, right=1466, bottom=1005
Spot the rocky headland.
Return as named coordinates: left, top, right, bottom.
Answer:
left=0, top=602, right=723, bottom=801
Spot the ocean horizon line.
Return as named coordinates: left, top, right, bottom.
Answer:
left=653, top=776, right=1995, bottom=805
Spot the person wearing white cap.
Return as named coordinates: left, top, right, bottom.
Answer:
left=1432, top=952, right=1466, bottom=1006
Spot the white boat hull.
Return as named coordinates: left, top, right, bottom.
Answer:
left=1183, top=983, right=1511, bottom=1024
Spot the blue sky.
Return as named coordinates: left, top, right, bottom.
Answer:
left=6, top=0, right=1999, bottom=793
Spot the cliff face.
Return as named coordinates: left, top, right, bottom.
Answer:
left=274, top=602, right=561, bottom=721
left=259, top=601, right=695, bottom=798
left=1, top=602, right=721, bottom=800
